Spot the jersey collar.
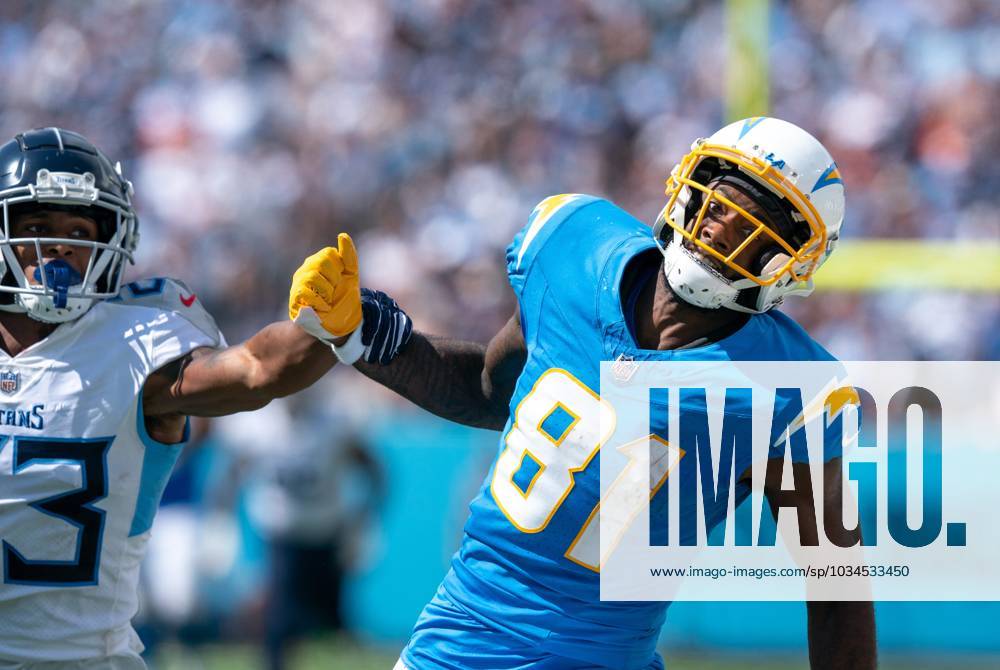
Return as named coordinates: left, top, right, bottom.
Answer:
left=598, top=235, right=763, bottom=362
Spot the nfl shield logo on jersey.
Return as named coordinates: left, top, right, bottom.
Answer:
left=0, top=369, right=19, bottom=395
left=611, top=353, right=639, bottom=383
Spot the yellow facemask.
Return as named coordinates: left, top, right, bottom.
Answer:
left=660, top=141, right=828, bottom=286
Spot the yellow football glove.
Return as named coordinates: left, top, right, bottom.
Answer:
left=289, top=233, right=362, bottom=340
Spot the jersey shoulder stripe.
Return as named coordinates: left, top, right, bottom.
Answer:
left=506, top=194, right=601, bottom=287
left=108, top=277, right=226, bottom=348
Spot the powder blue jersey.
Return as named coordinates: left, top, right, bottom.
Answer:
left=403, top=195, right=838, bottom=670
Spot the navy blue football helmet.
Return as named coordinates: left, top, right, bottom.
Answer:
left=0, top=128, right=138, bottom=322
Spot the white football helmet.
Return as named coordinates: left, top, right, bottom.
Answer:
left=652, top=117, right=844, bottom=313
left=0, top=128, right=138, bottom=323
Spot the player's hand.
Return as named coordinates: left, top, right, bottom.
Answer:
left=289, top=233, right=362, bottom=341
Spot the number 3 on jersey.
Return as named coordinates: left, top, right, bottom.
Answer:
left=2, top=436, right=112, bottom=586
left=491, top=369, right=614, bottom=533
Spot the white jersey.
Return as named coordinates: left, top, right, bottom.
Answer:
left=0, top=278, right=224, bottom=665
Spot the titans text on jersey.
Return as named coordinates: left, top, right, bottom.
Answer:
left=0, top=278, right=224, bottom=665
left=0, top=405, right=45, bottom=431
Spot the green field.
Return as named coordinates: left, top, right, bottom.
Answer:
left=152, top=638, right=1000, bottom=670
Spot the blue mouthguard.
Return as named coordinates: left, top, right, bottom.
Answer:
left=34, top=260, right=83, bottom=309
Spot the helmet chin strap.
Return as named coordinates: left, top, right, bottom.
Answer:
left=0, top=259, right=93, bottom=324
left=659, top=236, right=801, bottom=314
left=15, top=292, right=94, bottom=324
left=660, top=237, right=761, bottom=312
left=0, top=290, right=92, bottom=323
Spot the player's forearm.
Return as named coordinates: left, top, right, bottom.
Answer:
left=149, top=321, right=336, bottom=417
left=242, top=320, right=339, bottom=400
left=355, top=331, right=508, bottom=430
left=806, top=601, right=876, bottom=670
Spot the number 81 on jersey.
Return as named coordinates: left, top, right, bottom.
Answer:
left=491, top=369, right=615, bottom=535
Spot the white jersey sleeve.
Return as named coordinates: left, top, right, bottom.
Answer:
left=113, top=277, right=227, bottom=354
left=0, top=281, right=227, bottom=664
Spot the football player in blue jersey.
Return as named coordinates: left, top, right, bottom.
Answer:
left=290, top=117, right=876, bottom=669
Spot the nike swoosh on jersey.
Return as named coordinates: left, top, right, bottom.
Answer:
left=180, top=293, right=197, bottom=307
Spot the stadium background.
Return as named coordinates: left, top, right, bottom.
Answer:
left=1, top=0, right=998, bottom=668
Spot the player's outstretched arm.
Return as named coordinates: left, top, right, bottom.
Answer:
left=288, top=237, right=527, bottom=431
left=354, top=308, right=526, bottom=431
left=764, top=459, right=877, bottom=669
left=806, top=599, right=876, bottom=670
left=142, top=234, right=367, bottom=420
left=142, top=321, right=338, bottom=418
left=805, top=459, right=877, bottom=669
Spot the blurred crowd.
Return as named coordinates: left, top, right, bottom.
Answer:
left=0, top=0, right=998, bottom=660
left=0, top=0, right=996, bottom=357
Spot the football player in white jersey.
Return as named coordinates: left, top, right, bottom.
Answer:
left=0, top=128, right=353, bottom=670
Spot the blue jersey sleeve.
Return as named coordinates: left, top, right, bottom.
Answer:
left=505, top=193, right=658, bottom=350
left=505, top=194, right=604, bottom=345
left=505, top=194, right=601, bottom=298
